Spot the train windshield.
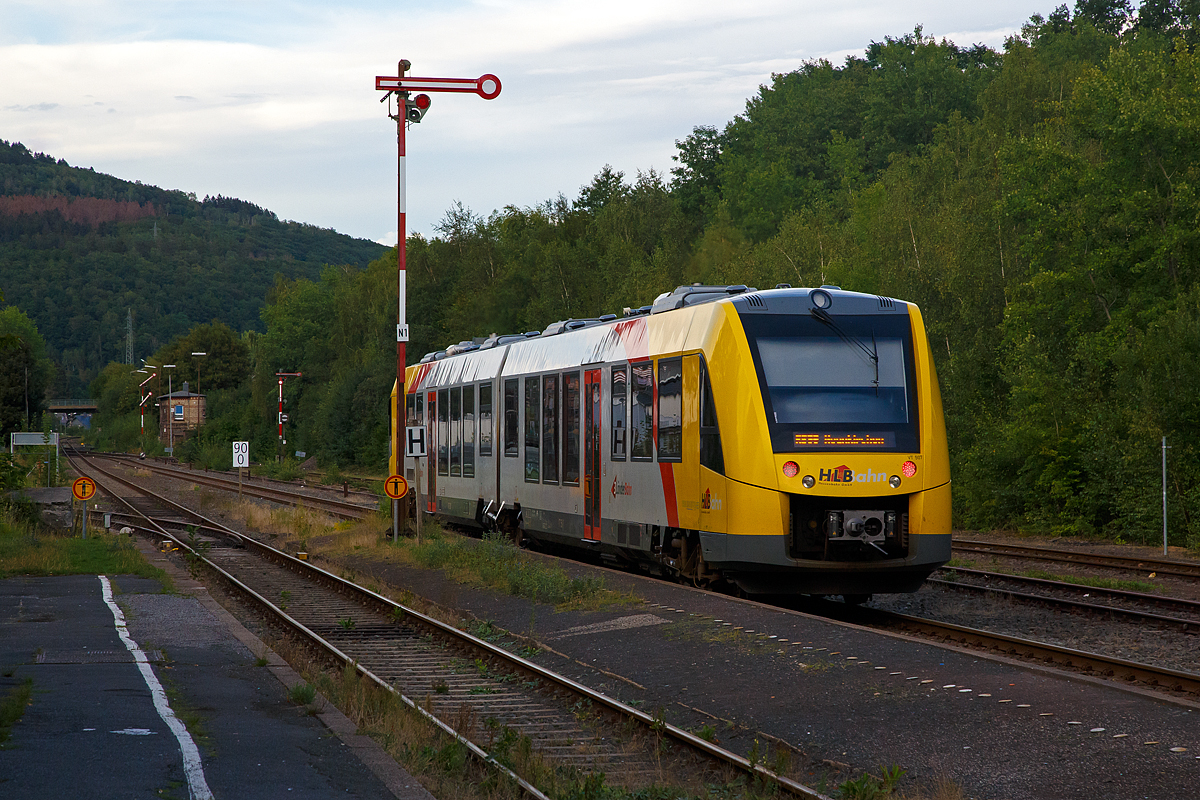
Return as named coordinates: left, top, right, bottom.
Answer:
left=743, top=313, right=919, bottom=452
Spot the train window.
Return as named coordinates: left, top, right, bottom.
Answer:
left=463, top=385, right=476, bottom=478
left=414, top=393, right=424, bottom=425
left=479, top=383, right=493, bottom=457
left=542, top=374, right=558, bottom=484
left=563, top=372, right=581, bottom=485
left=699, top=359, right=724, bottom=474
left=437, top=389, right=449, bottom=476
left=405, top=394, right=415, bottom=426
left=742, top=313, right=919, bottom=452
left=450, top=387, right=462, bottom=477
left=524, top=377, right=540, bottom=482
left=611, top=365, right=627, bottom=461
left=657, top=358, right=683, bottom=462
left=630, top=362, right=654, bottom=461
left=503, top=379, right=519, bottom=458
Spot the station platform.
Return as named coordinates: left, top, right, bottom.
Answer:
left=0, top=546, right=434, bottom=799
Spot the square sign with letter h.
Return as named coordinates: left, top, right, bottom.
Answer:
left=405, top=426, right=427, bottom=458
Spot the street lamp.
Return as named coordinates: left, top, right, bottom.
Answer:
left=162, top=364, right=176, bottom=456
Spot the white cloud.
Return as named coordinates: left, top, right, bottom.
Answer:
left=0, top=0, right=1048, bottom=241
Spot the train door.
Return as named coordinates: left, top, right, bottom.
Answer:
left=678, top=355, right=701, bottom=530
left=426, top=390, right=437, bottom=513
left=583, top=369, right=602, bottom=541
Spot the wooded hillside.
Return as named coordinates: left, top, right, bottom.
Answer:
left=0, top=140, right=386, bottom=394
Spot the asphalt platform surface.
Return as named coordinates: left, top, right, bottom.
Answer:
left=0, top=547, right=433, bottom=799
left=342, top=547, right=1200, bottom=800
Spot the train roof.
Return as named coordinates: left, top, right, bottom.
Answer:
left=414, top=284, right=911, bottom=367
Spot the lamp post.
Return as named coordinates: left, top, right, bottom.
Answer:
left=162, top=364, right=176, bottom=456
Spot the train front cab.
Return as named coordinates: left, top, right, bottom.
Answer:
left=694, top=291, right=952, bottom=597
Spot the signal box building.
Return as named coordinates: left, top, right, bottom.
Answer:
left=158, top=381, right=206, bottom=445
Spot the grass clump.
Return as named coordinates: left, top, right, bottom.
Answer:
left=227, top=500, right=338, bottom=543
left=404, top=530, right=630, bottom=609
left=0, top=677, right=33, bottom=746
left=1019, top=569, right=1158, bottom=593
left=0, top=514, right=171, bottom=589
left=288, top=683, right=317, bottom=706
left=260, top=458, right=305, bottom=482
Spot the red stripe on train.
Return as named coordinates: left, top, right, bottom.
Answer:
left=659, top=463, right=679, bottom=528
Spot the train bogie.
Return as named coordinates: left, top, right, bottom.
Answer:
left=394, top=285, right=952, bottom=598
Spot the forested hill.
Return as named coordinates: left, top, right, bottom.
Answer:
left=0, top=140, right=385, bottom=394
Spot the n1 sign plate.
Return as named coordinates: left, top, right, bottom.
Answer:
left=233, top=441, right=249, bottom=468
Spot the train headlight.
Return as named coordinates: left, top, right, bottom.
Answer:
left=889, top=475, right=902, bottom=488
left=802, top=475, right=815, bottom=489
left=782, top=461, right=799, bottom=478
left=902, top=460, right=917, bottom=477
left=810, top=289, right=833, bottom=309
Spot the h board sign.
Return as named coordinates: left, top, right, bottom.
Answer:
left=405, top=426, right=427, bottom=458
left=232, top=441, right=249, bottom=468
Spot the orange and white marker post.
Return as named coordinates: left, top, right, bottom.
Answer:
left=72, top=476, right=97, bottom=539
left=384, top=473, right=410, bottom=543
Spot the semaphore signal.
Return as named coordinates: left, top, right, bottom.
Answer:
left=374, top=60, right=501, bottom=485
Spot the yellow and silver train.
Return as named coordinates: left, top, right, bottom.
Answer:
left=391, top=284, right=951, bottom=599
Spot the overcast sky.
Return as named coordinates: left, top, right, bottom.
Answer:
left=1, top=1, right=1050, bottom=245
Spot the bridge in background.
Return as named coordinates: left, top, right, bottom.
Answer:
left=46, top=399, right=99, bottom=413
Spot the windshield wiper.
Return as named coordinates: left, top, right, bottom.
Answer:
left=810, top=308, right=879, bottom=393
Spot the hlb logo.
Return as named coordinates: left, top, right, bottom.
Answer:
left=700, top=488, right=722, bottom=511
left=819, top=465, right=855, bottom=483
left=611, top=477, right=633, bottom=498
left=818, top=466, right=891, bottom=485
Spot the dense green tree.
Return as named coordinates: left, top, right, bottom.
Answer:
left=0, top=306, right=51, bottom=435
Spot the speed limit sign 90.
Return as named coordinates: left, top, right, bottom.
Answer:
left=232, top=441, right=249, bottom=468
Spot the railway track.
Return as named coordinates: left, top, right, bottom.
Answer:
left=927, top=567, right=1200, bottom=632
left=66, top=450, right=834, bottom=800
left=953, top=538, right=1200, bottom=580
left=86, top=451, right=377, bottom=521
left=74, top=448, right=1200, bottom=706
left=853, top=605, right=1200, bottom=696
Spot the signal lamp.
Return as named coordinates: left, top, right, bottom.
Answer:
left=902, top=460, right=917, bottom=477
left=407, top=94, right=432, bottom=122
left=782, top=460, right=799, bottom=478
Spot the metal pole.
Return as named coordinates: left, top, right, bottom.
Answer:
left=392, top=498, right=399, bottom=542
left=278, top=378, right=284, bottom=462
left=415, top=457, right=423, bottom=545
left=168, top=372, right=173, bottom=456
left=1162, top=436, right=1168, bottom=556
left=395, top=59, right=409, bottom=494
left=82, top=500, right=88, bottom=540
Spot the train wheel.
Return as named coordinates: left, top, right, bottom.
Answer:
left=842, top=593, right=872, bottom=605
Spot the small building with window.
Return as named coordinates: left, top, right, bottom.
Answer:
left=158, top=381, right=206, bottom=446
